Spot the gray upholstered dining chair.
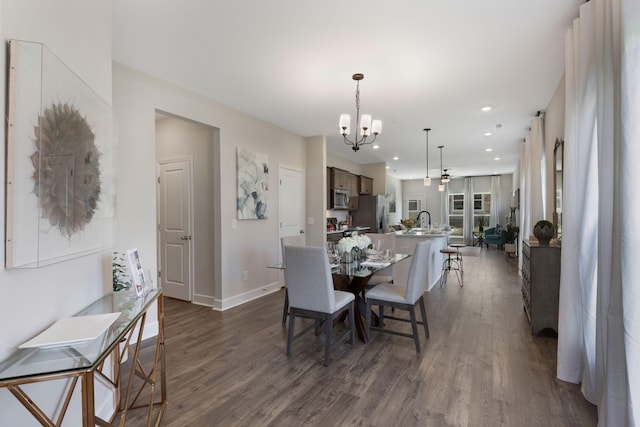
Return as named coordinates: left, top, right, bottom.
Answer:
left=284, top=245, right=355, bottom=366
left=365, top=240, right=431, bottom=353
left=280, top=234, right=306, bottom=324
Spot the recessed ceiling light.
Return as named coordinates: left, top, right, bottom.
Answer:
left=372, top=145, right=380, bottom=150
left=481, top=106, right=492, bottom=112
left=483, top=132, right=492, bottom=137
left=485, top=148, right=493, bottom=152
left=494, top=157, right=500, bottom=160
left=385, top=165, right=390, bottom=169
left=393, top=156, right=399, bottom=160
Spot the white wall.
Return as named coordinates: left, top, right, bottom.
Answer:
left=112, top=63, right=308, bottom=310
left=0, top=1, right=115, bottom=424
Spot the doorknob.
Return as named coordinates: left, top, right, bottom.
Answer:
left=180, top=235, right=191, bottom=240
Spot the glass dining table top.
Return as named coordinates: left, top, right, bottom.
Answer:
left=269, top=253, right=410, bottom=277
left=0, top=288, right=162, bottom=384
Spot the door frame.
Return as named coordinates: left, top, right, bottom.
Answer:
left=156, top=156, right=195, bottom=301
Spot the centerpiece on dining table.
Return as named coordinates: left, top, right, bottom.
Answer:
left=337, top=233, right=371, bottom=263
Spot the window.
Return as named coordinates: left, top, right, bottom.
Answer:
left=474, top=193, right=491, bottom=231
left=448, top=194, right=463, bottom=236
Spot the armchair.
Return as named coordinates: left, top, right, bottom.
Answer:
left=484, top=227, right=506, bottom=249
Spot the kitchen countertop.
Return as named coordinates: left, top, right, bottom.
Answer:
left=326, top=226, right=370, bottom=235
left=395, top=230, right=453, bottom=238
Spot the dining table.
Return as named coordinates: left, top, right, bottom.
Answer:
left=270, top=252, right=411, bottom=343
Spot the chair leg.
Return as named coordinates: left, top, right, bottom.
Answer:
left=324, top=314, right=332, bottom=367
left=282, top=288, right=289, bottom=324
left=349, top=302, right=355, bottom=346
left=419, top=297, right=430, bottom=338
left=408, top=306, right=421, bottom=353
left=286, top=310, right=295, bottom=357
left=365, top=301, right=372, bottom=341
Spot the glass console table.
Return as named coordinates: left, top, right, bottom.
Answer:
left=0, top=288, right=166, bottom=426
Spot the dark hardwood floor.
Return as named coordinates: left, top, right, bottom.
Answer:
left=124, top=248, right=597, bottom=426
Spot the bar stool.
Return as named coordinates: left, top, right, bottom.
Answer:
left=449, top=243, right=465, bottom=273
left=439, top=248, right=463, bottom=287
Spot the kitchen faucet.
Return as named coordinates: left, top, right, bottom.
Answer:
left=416, top=210, right=431, bottom=228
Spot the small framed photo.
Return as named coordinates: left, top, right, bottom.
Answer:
left=126, top=248, right=145, bottom=297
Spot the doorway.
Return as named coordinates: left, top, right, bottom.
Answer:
left=155, top=112, right=219, bottom=305
left=278, top=165, right=305, bottom=263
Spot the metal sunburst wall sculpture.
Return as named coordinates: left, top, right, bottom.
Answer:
left=30, top=102, right=101, bottom=238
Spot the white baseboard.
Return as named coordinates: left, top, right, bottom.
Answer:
left=193, top=293, right=215, bottom=307
left=212, top=281, right=282, bottom=311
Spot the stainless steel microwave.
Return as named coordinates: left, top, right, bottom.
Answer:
left=332, top=189, right=350, bottom=210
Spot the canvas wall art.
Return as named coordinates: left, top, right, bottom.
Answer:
left=5, top=40, right=116, bottom=268
left=236, top=147, right=269, bottom=219
left=386, top=183, right=397, bottom=213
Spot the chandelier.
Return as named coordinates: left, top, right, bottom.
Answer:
left=339, top=73, right=382, bottom=151
left=423, top=128, right=431, bottom=186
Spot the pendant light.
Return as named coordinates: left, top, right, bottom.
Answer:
left=437, top=145, right=445, bottom=192
left=423, top=128, right=431, bottom=186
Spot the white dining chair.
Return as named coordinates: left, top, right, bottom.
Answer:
left=284, top=245, right=355, bottom=366
left=365, top=240, right=431, bottom=353
left=280, top=234, right=306, bottom=324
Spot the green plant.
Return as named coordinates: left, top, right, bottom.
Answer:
left=504, top=225, right=519, bottom=244
left=112, top=252, right=131, bottom=291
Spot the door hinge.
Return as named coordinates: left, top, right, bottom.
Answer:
left=157, top=177, right=160, bottom=184
left=158, top=270, right=161, bottom=278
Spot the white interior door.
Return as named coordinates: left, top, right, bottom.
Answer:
left=158, top=159, right=193, bottom=301
left=279, top=166, right=305, bottom=262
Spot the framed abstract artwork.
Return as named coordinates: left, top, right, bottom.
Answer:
left=236, top=147, right=269, bottom=219
left=5, top=40, right=116, bottom=268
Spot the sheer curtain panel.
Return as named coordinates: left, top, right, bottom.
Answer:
left=557, top=0, right=640, bottom=425
left=490, top=175, right=502, bottom=227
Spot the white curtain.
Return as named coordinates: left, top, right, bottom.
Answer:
left=518, top=140, right=528, bottom=273
left=529, top=115, right=546, bottom=228
left=440, top=184, right=449, bottom=229
left=463, top=178, right=474, bottom=245
left=557, top=0, right=640, bottom=425
left=490, top=175, right=502, bottom=227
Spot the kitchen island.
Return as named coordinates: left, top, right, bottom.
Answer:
left=393, top=230, right=451, bottom=291
left=326, top=226, right=371, bottom=243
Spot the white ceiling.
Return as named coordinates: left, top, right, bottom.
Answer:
left=112, top=0, right=583, bottom=180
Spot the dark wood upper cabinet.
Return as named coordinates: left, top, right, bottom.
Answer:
left=358, top=175, right=373, bottom=195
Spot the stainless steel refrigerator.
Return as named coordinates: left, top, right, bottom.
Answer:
left=350, top=195, right=388, bottom=233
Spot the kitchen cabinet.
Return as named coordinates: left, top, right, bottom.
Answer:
left=329, top=168, right=359, bottom=210
left=330, top=167, right=350, bottom=190
left=521, top=241, right=561, bottom=335
left=347, top=174, right=358, bottom=210
left=358, top=175, right=373, bottom=195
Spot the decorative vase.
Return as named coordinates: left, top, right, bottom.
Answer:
left=533, top=220, right=554, bottom=246
left=351, top=247, right=359, bottom=262
left=341, top=251, right=352, bottom=263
